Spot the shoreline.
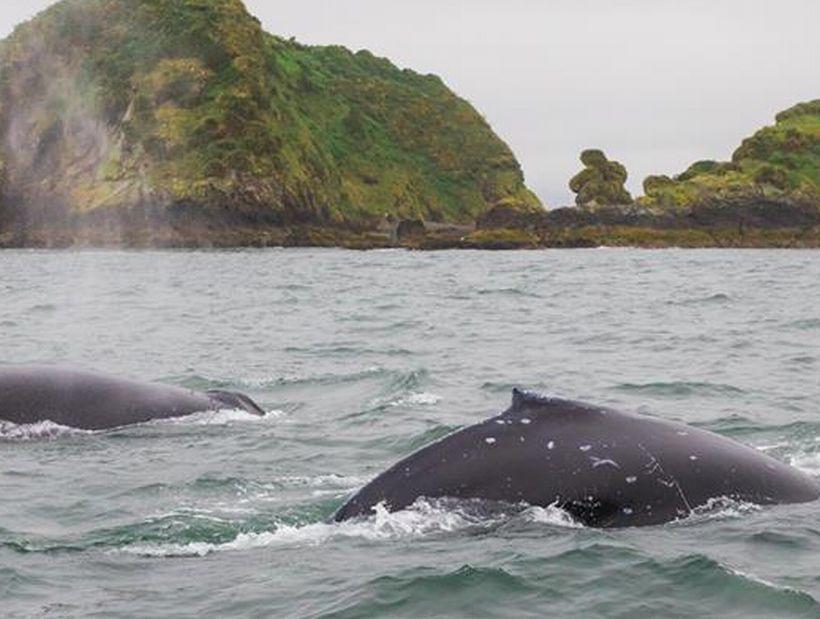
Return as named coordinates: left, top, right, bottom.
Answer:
left=2, top=224, right=820, bottom=250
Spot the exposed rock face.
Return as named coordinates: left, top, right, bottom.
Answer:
left=396, top=219, right=426, bottom=241
left=568, top=149, right=633, bottom=207
left=0, top=0, right=541, bottom=245
left=475, top=197, right=549, bottom=230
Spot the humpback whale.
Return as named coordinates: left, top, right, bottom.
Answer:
left=335, top=390, right=819, bottom=527
left=0, top=366, right=265, bottom=431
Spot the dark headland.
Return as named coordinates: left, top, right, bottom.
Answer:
left=0, top=0, right=817, bottom=249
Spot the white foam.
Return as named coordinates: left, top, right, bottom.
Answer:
left=677, top=497, right=761, bottom=525
left=386, top=392, right=443, bottom=408
left=755, top=442, right=789, bottom=452
left=119, top=499, right=482, bottom=558
left=150, top=408, right=283, bottom=427
left=147, top=509, right=235, bottom=525
left=240, top=477, right=371, bottom=502
left=275, top=474, right=370, bottom=490
left=0, top=420, right=91, bottom=441
left=522, top=504, right=583, bottom=529
left=406, top=393, right=442, bottom=406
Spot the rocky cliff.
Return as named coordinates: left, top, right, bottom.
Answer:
left=0, top=0, right=540, bottom=246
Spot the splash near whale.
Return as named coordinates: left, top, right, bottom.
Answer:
left=0, top=366, right=265, bottom=431
left=335, top=390, right=820, bottom=527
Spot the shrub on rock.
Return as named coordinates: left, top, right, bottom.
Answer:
left=569, top=150, right=633, bottom=207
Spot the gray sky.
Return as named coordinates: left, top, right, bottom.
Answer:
left=3, top=1, right=818, bottom=206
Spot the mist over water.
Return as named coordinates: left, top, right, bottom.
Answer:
left=1, top=249, right=819, bottom=617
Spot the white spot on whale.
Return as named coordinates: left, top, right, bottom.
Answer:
left=485, top=438, right=497, bottom=445
left=590, top=457, right=620, bottom=469
left=689, top=455, right=698, bottom=462
left=547, top=441, right=555, bottom=450
left=495, top=420, right=505, bottom=425
left=626, top=476, right=638, bottom=484
left=623, top=507, right=634, bottom=515
left=579, top=445, right=592, bottom=452
left=520, top=418, right=532, bottom=425
left=677, top=431, right=689, bottom=436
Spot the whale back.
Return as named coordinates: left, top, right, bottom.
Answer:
left=335, top=390, right=820, bottom=527
left=0, top=366, right=264, bottom=430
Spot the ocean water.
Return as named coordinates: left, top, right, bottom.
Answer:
left=1, top=248, right=819, bottom=618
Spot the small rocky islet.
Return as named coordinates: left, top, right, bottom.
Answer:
left=0, top=0, right=816, bottom=249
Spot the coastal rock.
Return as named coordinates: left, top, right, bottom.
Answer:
left=476, top=198, right=547, bottom=230
left=396, top=219, right=426, bottom=241
left=0, top=0, right=541, bottom=246
left=569, top=149, right=633, bottom=207
left=640, top=99, right=820, bottom=216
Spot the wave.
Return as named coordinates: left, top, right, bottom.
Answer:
left=476, top=287, right=542, bottom=299
left=785, top=318, right=820, bottom=331
left=614, top=381, right=745, bottom=398
left=273, top=473, right=371, bottom=498
left=111, top=472, right=368, bottom=506
left=670, top=293, right=732, bottom=306
left=117, top=499, right=492, bottom=558
left=789, top=451, right=820, bottom=477
left=325, top=564, right=534, bottom=617
left=375, top=391, right=442, bottom=410
left=28, top=303, right=58, bottom=313
left=173, top=367, right=433, bottom=398
left=725, top=566, right=812, bottom=597
left=163, top=367, right=386, bottom=391
left=273, top=473, right=370, bottom=490
left=652, top=554, right=817, bottom=608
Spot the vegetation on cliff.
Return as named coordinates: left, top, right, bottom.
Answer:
left=640, top=100, right=820, bottom=214
left=0, top=0, right=539, bottom=240
left=568, top=149, right=632, bottom=207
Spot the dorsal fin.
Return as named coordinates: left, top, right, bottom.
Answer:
left=509, top=389, right=609, bottom=419
left=207, top=390, right=266, bottom=416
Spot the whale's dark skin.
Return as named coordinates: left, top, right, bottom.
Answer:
left=0, top=366, right=265, bottom=431
left=335, top=390, right=820, bottom=527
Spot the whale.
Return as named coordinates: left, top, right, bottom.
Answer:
left=335, top=390, right=820, bottom=527
left=0, top=366, right=265, bottom=431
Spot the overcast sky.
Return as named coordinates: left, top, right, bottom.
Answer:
left=2, top=1, right=818, bottom=206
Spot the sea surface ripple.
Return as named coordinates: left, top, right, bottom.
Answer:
left=0, top=249, right=819, bottom=618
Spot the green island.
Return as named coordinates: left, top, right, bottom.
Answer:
left=0, top=0, right=817, bottom=249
